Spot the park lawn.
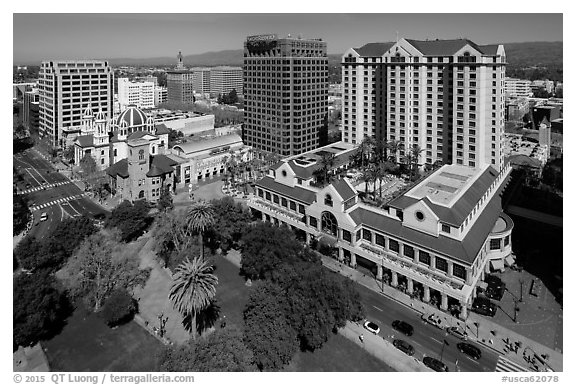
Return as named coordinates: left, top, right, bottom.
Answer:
left=213, top=255, right=394, bottom=372
left=44, top=305, right=162, bottom=372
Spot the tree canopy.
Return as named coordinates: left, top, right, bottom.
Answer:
left=106, top=200, right=151, bottom=242
left=206, top=196, right=252, bottom=253
left=13, top=271, right=71, bottom=348
left=13, top=194, right=30, bottom=236
left=59, top=231, right=151, bottom=311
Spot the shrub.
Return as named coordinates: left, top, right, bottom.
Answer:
left=101, top=289, right=137, bottom=327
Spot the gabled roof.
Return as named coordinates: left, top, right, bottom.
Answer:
left=255, top=176, right=316, bottom=205
left=507, top=154, right=542, bottom=169
left=76, top=134, right=94, bottom=148
left=349, top=173, right=510, bottom=265
left=405, top=38, right=484, bottom=56
left=478, top=44, right=500, bottom=56
left=332, top=178, right=357, bottom=201
left=354, top=42, right=395, bottom=57
left=388, top=166, right=500, bottom=227
left=152, top=154, right=178, bottom=172
left=155, top=123, right=171, bottom=135
left=106, top=158, right=128, bottom=178
left=127, top=131, right=156, bottom=140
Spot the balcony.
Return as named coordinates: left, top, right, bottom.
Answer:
left=249, top=197, right=304, bottom=223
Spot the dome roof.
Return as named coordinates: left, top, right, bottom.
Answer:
left=94, top=108, right=107, bottom=121
left=116, top=105, right=148, bottom=128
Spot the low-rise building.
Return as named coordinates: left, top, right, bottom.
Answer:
left=247, top=143, right=514, bottom=319
left=147, top=109, right=215, bottom=136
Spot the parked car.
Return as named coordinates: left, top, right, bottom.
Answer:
left=472, top=298, right=497, bottom=317
left=446, top=326, right=468, bottom=341
left=40, top=212, right=48, bottom=222
left=25, top=183, right=31, bottom=189
left=484, top=274, right=506, bottom=290
left=392, top=320, right=414, bottom=336
left=457, top=342, right=482, bottom=360
left=363, top=320, right=380, bottom=335
left=393, top=339, right=415, bottom=356
left=423, top=356, right=449, bottom=372
left=484, top=285, right=505, bottom=301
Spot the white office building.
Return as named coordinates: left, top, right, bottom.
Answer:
left=117, top=78, right=155, bottom=111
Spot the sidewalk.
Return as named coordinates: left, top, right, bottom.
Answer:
left=219, top=249, right=430, bottom=372
left=321, top=255, right=563, bottom=372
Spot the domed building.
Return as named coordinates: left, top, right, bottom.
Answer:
left=116, top=105, right=155, bottom=136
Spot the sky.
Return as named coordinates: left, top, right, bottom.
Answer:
left=12, top=13, right=563, bottom=64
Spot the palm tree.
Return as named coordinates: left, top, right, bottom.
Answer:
left=356, top=136, right=376, bottom=168
left=186, top=201, right=215, bottom=259
left=387, top=140, right=402, bottom=164
left=169, top=257, right=218, bottom=340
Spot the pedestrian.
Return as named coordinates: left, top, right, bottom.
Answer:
left=359, top=334, right=364, bottom=343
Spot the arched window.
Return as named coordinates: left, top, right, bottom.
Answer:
left=324, top=194, right=333, bottom=207
left=321, top=211, right=338, bottom=236
left=139, top=149, right=145, bottom=160
left=138, top=190, right=145, bottom=199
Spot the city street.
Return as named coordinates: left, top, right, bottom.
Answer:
left=14, top=149, right=107, bottom=239
left=349, top=274, right=500, bottom=372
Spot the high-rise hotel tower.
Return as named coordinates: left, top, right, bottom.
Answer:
left=341, top=38, right=506, bottom=170
left=243, top=34, right=328, bottom=156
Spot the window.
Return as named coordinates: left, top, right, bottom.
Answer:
left=415, top=211, right=425, bottom=221
left=404, top=245, right=414, bottom=259
left=435, top=257, right=448, bottom=272
left=419, top=251, right=430, bottom=265
left=265, top=191, right=271, bottom=201
left=290, top=201, right=296, bottom=211
left=362, top=229, right=372, bottom=241
left=389, top=239, right=399, bottom=253
left=490, top=238, right=500, bottom=250
left=324, top=194, right=333, bottom=207
left=309, top=216, right=318, bottom=229
left=273, top=194, right=279, bottom=204
left=258, top=189, right=264, bottom=198
left=441, top=224, right=451, bottom=233
left=453, top=264, right=466, bottom=280
left=342, top=229, right=352, bottom=242
left=138, top=149, right=145, bottom=161
left=504, top=235, right=510, bottom=246
left=298, top=204, right=306, bottom=214
left=281, top=197, right=288, bottom=207
left=321, top=212, right=338, bottom=236
left=375, top=234, right=385, bottom=247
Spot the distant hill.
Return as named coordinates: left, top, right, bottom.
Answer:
left=502, top=41, right=562, bottom=68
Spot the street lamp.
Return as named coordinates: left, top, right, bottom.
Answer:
left=519, top=279, right=524, bottom=303
left=513, top=299, right=520, bottom=324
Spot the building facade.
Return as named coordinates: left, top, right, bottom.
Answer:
left=167, top=71, right=195, bottom=103
left=190, top=67, right=212, bottom=95
left=247, top=143, right=514, bottom=319
left=117, top=78, right=155, bottom=111
left=243, top=34, right=328, bottom=157
left=505, top=77, right=532, bottom=98
left=38, top=60, right=114, bottom=148
left=23, top=88, right=40, bottom=132
left=154, top=86, right=167, bottom=106
left=210, top=66, right=243, bottom=97
left=342, top=39, right=507, bottom=171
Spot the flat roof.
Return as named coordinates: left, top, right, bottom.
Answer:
left=405, top=164, right=478, bottom=207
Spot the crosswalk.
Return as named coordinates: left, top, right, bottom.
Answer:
left=16, top=181, right=72, bottom=195
left=30, top=194, right=86, bottom=212
left=496, top=355, right=530, bottom=372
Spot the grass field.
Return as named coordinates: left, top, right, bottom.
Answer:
left=44, top=306, right=162, bottom=372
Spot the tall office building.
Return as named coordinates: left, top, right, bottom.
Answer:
left=210, top=66, right=243, bottom=97
left=342, top=38, right=506, bottom=170
left=190, top=67, right=212, bottom=95
left=243, top=34, right=328, bottom=156
left=38, top=60, right=114, bottom=148
left=117, top=78, right=155, bottom=111
left=23, top=87, right=40, bottom=132
left=167, top=51, right=194, bottom=103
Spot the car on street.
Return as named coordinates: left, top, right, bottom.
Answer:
left=25, top=183, right=31, bottom=189
left=363, top=320, right=380, bottom=335
left=457, top=342, right=482, bottom=360
left=423, top=356, right=449, bottom=372
left=393, top=339, right=415, bottom=356
left=40, top=212, right=48, bottom=222
left=446, top=326, right=468, bottom=340
left=392, top=320, right=414, bottom=336
left=471, top=297, right=497, bottom=317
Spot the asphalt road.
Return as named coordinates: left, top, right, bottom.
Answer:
left=345, top=273, right=501, bottom=372
left=14, top=149, right=107, bottom=239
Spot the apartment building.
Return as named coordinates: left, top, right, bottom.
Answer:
left=117, top=78, right=155, bottom=111
left=38, top=60, right=114, bottom=148
left=342, top=38, right=507, bottom=171
left=210, top=66, right=243, bottom=97
left=243, top=34, right=328, bottom=157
